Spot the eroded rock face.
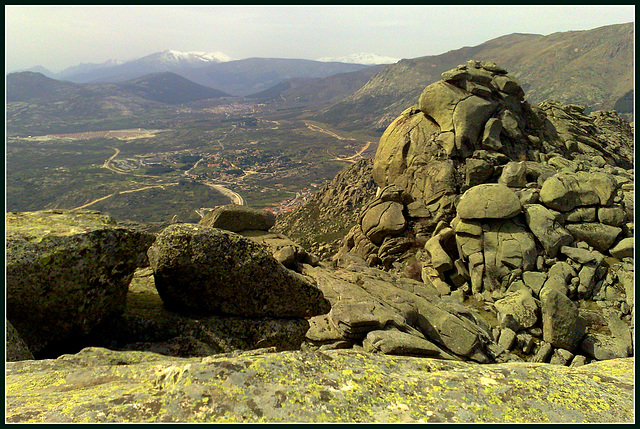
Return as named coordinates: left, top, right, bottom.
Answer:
left=147, top=223, right=330, bottom=318
left=6, top=210, right=154, bottom=357
left=5, top=347, right=634, bottom=423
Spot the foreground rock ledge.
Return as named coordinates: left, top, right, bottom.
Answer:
left=6, top=347, right=633, bottom=423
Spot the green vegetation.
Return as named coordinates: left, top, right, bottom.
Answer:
left=6, top=102, right=379, bottom=223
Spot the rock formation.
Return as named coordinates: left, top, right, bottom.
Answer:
left=337, top=61, right=634, bottom=364
left=6, top=210, right=154, bottom=357
left=148, top=223, right=329, bottom=317
left=5, top=347, right=634, bottom=423
left=4, top=61, right=634, bottom=423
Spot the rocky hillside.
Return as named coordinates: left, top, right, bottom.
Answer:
left=5, top=61, right=635, bottom=423
left=245, top=65, right=384, bottom=107
left=273, top=159, right=377, bottom=257
left=317, top=23, right=633, bottom=132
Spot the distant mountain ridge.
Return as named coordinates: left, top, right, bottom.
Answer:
left=316, top=23, right=634, bottom=132
left=6, top=71, right=231, bottom=135
left=317, top=53, right=400, bottom=65
left=245, top=65, right=384, bottom=106
left=44, top=51, right=373, bottom=97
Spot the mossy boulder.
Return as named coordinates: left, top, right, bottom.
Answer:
left=5, top=347, right=634, bottom=423
left=147, top=223, right=330, bottom=317
left=6, top=210, right=155, bottom=357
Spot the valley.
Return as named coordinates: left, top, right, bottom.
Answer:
left=6, top=22, right=633, bottom=226
left=6, top=99, right=379, bottom=224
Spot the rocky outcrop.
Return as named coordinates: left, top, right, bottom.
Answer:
left=5, top=346, right=634, bottom=423
left=303, top=254, right=497, bottom=363
left=84, top=268, right=313, bottom=357
left=339, top=61, right=634, bottom=365
left=148, top=223, right=330, bottom=318
left=6, top=210, right=154, bottom=357
left=3, top=60, right=634, bottom=424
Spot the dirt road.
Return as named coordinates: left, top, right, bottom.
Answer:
left=71, top=183, right=179, bottom=210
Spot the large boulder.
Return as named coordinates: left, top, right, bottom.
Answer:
left=523, top=204, right=574, bottom=257
left=85, top=267, right=313, bottom=357
left=147, top=223, right=330, bottom=318
left=540, top=287, right=586, bottom=352
left=360, top=200, right=406, bottom=245
left=609, top=237, right=633, bottom=259
left=199, top=205, right=275, bottom=232
left=539, top=172, right=618, bottom=212
left=564, top=223, right=622, bottom=253
left=481, top=219, right=538, bottom=289
left=5, top=347, right=634, bottom=422
left=494, top=289, right=539, bottom=331
left=6, top=210, right=154, bottom=356
left=457, top=184, right=522, bottom=220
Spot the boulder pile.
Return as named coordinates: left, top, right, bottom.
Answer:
left=338, top=61, right=634, bottom=365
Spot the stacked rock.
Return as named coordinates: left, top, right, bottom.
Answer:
left=340, top=61, right=634, bottom=364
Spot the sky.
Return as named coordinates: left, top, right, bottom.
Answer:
left=5, top=5, right=635, bottom=72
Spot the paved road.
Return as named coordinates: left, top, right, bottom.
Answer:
left=203, top=181, right=245, bottom=206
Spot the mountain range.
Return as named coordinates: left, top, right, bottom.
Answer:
left=6, top=71, right=230, bottom=135
left=7, top=23, right=634, bottom=135
left=316, top=53, right=400, bottom=65
left=316, top=22, right=634, bottom=131
left=15, top=50, right=382, bottom=96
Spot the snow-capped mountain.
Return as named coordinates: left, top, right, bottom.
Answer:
left=133, top=50, right=234, bottom=67
left=316, top=52, right=400, bottom=65
left=59, top=50, right=235, bottom=84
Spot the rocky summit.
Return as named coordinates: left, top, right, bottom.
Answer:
left=5, top=61, right=634, bottom=423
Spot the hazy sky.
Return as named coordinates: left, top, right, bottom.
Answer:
left=5, top=5, right=635, bottom=72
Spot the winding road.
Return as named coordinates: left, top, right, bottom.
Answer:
left=75, top=145, right=246, bottom=210
left=203, top=181, right=245, bottom=206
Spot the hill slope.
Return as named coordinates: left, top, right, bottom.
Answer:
left=115, top=72, right=230, bottom=104
left=317, top=23, right=633, bottom=132
left=246, top=65, right=384, bottom=106
left=6, top=71, right=232, bottom=136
